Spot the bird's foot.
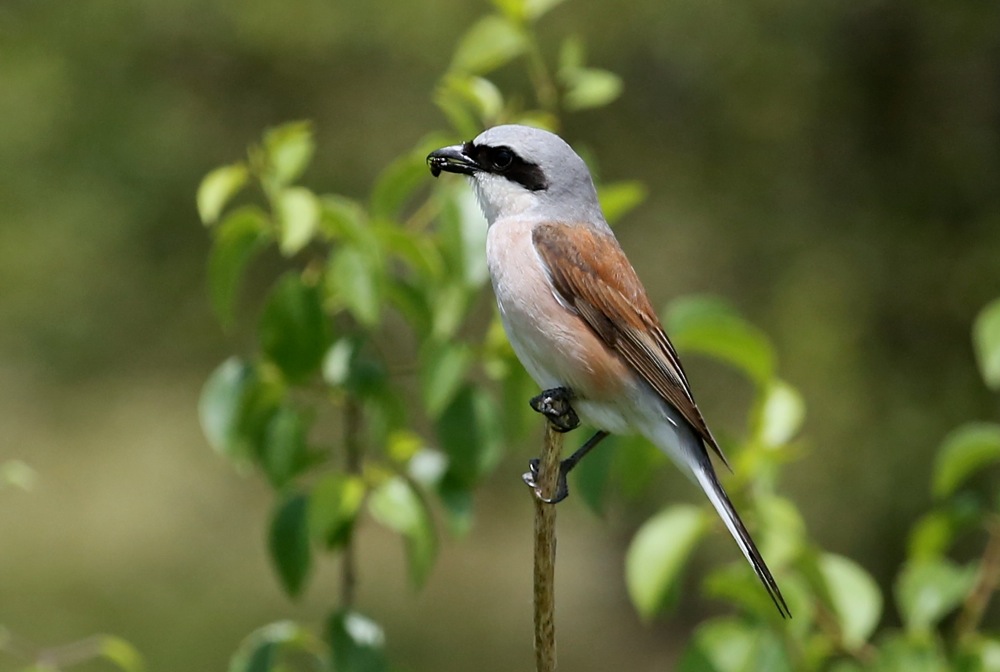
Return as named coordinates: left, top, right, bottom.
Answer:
left=522, top=430, right=610, bottom=505
left=529, top=387, right=580, bottom=433
left=522, top=458, right=570, bottom=504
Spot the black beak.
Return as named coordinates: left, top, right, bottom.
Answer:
left=427, top=144, right=479, bottom=177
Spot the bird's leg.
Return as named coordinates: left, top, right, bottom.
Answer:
left=529, top=387, right=580, bottom=433
left=523, top=430, right=610, bottom=504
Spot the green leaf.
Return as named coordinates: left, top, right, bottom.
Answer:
left=0, top=459, right=36, bottom=491
left=704, top=563, right=791, bottom=619
left=327, top=609, right=389, bottom=672
left=309, top=473, right=366, bottom=549
left=456, top=189, right=490, bottom=290
left=491, top=0, right=524, bottom=21
left=872, top=632, right=949, bottom=672
left=319, top=195, right=373, bottom=249
left=450, top=15, right=527, bottom=75
left=434, top=76, right=504, bottom=134
left=932, top=422, right=1000, bottom=499
left=420, top=341, right=472, bottom=417
left=758, top=380, right=805, bottom=447
left=434, top=90, right=481, bottom=139
left=435, top=385, right=503, bottom=487
left=493, top=0, right=567, bottom=22
left=259, top=273, right=332, bottom=382
left=371, top=152, right=431, bottom=220
left=376, top=222, right=445, bottom=282
left=384, top=279, right=433, bottom=335
left=198, top=163, right=248, bottom=225
left=208, top=207, right=270, bottom=327
left=626, top=504, right=710, bottom=619
left=973, top=298, right=1000, bottom=390
left=456, top=191, right=490, bottom=288
left=386, top=429, right=425, bottom=464
left=434, top=181, right=489, bottom=289
left=407, top=448, right=448, bottom=489
left=199, top=357, right=254, bottom=458
left=664, top=296, right=776, bottom=386
left=895, top=557, right=978, bottom=633
left=262, top=404, right=311, bottom=489
left=199, top=358, right=286, bottom=464
left=563, top=67, right=623, bottom=110
left=276, top=186, right=319, bottom=256
left=908, top=494, right=982, bottom=559
left=460, top=76, right=504, bottom=121
left=431, top=283, right=471, bottom=340
left=678, top=617, right=792, bottom=672
left=598, top=180, right=647, bottom=225
left=368, top=476, right=437, bottom=587
left=98, top=636, right=145, bottom=672
left=244, top=640, right=273, bottom=672
left=268, top=492, right=312, bottom=598
left=756, top=494, right=806, bottom=567
left=360, top=388, right=409, bottom=456
left=229, top=621, right=320, bottom=672
left=818, top=553, right=882, bottom=649
left=909, top=511, right=955, bottom=560
left=558, top=35, right=584, bottom=72
left=327, top=247, right=381, bottom=328
left=523, top=0, right=567, bottom=20
left=322, top=337, right=389, bottom=399
left=828, top=663, right=864, bottom=672
left=958, top=637, right=1000, bottom=672
left=557, top=36, right=623, bottom=111
left=263, top=121, right=314, bottom=186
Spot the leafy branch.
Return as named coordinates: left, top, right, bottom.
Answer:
left=193, top=0, right=1000, bottom=670
left=195, top=1, right=635, bottom=670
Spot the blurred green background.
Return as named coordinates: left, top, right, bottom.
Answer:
left=2, top=0, right=999, bottom=670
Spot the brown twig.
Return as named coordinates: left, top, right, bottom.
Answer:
left=532, top=424, right=564, bottom=672
left=956, top=516, right=1000, bottom=641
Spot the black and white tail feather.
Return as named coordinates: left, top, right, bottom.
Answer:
left=692, top=461, right=791, bottom=618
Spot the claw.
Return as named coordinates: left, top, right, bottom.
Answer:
left=522, top=430, right=610, bottom=504
left=529, top=387, right=580, bottom=433
left=522, top=458, right=570, bottom=503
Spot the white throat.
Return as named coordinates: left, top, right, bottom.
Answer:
left=470, top=173, right=539, bottom=226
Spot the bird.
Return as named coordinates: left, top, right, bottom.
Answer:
left=427, top=124, right=790, bottom=618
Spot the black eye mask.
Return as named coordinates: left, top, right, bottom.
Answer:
left=463, top=142, right=549, bottom=192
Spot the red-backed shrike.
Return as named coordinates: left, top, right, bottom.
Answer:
left=428, top=125, right=789, bottom=617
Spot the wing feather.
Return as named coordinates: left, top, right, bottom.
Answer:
left=532, top=221, right=730, bottom=468
left=532, top=221, right=791, bottom=617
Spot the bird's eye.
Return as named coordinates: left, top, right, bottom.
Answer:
left=490, top=148, right=514, bottom=171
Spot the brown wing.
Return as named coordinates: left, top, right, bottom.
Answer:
left=532, top=221, right=730, bottom=468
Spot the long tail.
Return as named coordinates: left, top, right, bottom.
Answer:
left=692, top=465, right=791, bottom=618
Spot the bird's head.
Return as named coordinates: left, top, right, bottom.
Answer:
left=427, top=125, right=603, bottom=226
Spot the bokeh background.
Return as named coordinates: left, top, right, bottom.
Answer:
left=3, top=0, right=1000, bottom=670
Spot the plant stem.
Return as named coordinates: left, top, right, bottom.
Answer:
left=341, top=398, right=362, bottom=610
left=956, top=516, right=1000, bottom=640
left=532, top=424, right=564, bottom=672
